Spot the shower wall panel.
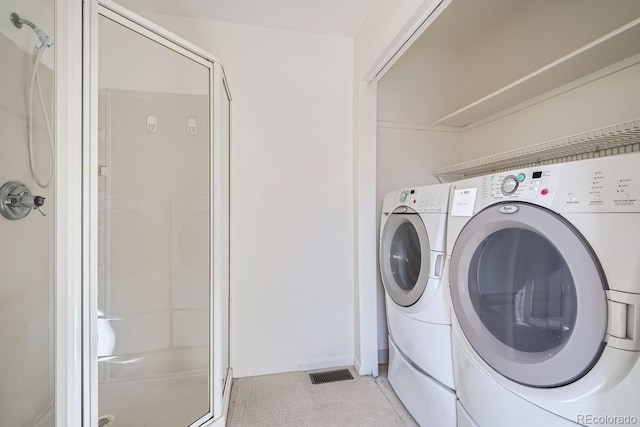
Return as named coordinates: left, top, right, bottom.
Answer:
left=0, top=32, right=54, bottom=426
left=98, top=90, right=210, bottom=380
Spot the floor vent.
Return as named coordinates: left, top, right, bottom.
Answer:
left=98, top=415, right=115, bottom=427
left=309, top=369, right=354, bottom=385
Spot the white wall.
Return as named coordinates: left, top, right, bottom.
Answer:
left=0, top=31, right=54, bottom=427
left=376, top=128, right=460, bottom=217
left=460, top=62, right=640, bottom=160
left=377, top=44, right=460, bottom=125
left=143, top=14, right=356, bottom=377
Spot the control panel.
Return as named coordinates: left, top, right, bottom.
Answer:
left=470, top=153, right=640, bottom=213
left=479, top=165, right=561, bottom=208
left=382, top=184, right=450, bottom=214
left=396, top=188, right=447, bottom=213
left=553, top=154, right=640, bottom=212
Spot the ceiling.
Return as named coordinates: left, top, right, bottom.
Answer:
left=413, top=0, right=526, bottom=51
left=116, top=0, right=376, bottom=37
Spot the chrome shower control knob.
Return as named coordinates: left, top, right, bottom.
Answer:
left=501, top=175, right=519, bottom=196
left=0, top=181, right=46, bottom=220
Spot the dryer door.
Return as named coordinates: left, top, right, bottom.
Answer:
left=380, top=208, right=431, bottom=307
left=449, top=202, right=608, bottom=387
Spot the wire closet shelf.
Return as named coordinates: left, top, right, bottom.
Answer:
left=433, top=118, right=640, bottom=182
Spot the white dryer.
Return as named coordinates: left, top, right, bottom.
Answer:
left=446, top=153, right=640, bottom=426
left=380, top=183, right=456, bottom=427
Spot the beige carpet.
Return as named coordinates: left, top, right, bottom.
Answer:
left=227, top=366, right=418, bottom=427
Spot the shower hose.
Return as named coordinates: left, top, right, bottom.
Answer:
left=28, top=42, right=54, bottom=188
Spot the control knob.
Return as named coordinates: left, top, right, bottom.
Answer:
left=501, top=175, right=519, bottom=196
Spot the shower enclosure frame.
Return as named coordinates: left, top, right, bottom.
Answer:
left=55, top=0, right=84, bottom=425
left=78, top=1, right=232, bottom=426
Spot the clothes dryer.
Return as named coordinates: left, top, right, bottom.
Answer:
left=446, top=153, right=640, bottom=426
left=380, top=183, right=456, bottom=427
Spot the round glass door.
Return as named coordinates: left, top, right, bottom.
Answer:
left=450, top=202, right=608, bottom=387
left=380, top=210, right=430, bottom=307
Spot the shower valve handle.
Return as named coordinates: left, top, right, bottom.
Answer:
left=9, top=194, right=45, bottom=208
left=20, top=195, right=47, bottom=216
left=0, top=181, right=46, bottom=219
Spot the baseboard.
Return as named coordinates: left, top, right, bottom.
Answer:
left=232, top=355, right=355, bottom=378
left=378, top=349, right=389, bottom=364
left=354, top=356, right=362, bottom=375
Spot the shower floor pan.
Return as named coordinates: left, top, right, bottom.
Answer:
left=98, top=372, right=208, bottom=426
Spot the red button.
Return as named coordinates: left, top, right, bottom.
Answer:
left=541, top=188, right=549, bottom=196
left=413, top=200, right=417, bottom=203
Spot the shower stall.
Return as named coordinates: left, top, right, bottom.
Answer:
left=1, top=1, right=55, bottom=426
left=1, top=0, right=231, bottom=425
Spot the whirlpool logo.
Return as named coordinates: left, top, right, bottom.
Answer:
left=498, top=205, right=519, bottom=214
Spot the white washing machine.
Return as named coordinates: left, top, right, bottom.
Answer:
left=380, top=183, right=456, bottom=427
left=446, top=153, right=640, bottom=426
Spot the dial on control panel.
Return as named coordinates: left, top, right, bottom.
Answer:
left=501, top=175, right=519, bottom=196
left=399, top=190, right=413, bottom=202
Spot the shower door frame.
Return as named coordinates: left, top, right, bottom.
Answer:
left=55, top=0, right=84, bottom=425
left=81, top=1, right=231, bottom=425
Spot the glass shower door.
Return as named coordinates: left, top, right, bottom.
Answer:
left=96, top=11, right=213, bottom=427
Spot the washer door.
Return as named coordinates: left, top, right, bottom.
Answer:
left=450, top=202, right=608, bottom=387
left=380, top=208, right=431, bottom=307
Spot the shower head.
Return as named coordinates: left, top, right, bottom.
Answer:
left=10, top=12, right=54, bottom=47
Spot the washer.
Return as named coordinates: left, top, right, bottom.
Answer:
left=446, top=153, right=640, bottom=426
left=380, top=183, right=456, bottom=427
